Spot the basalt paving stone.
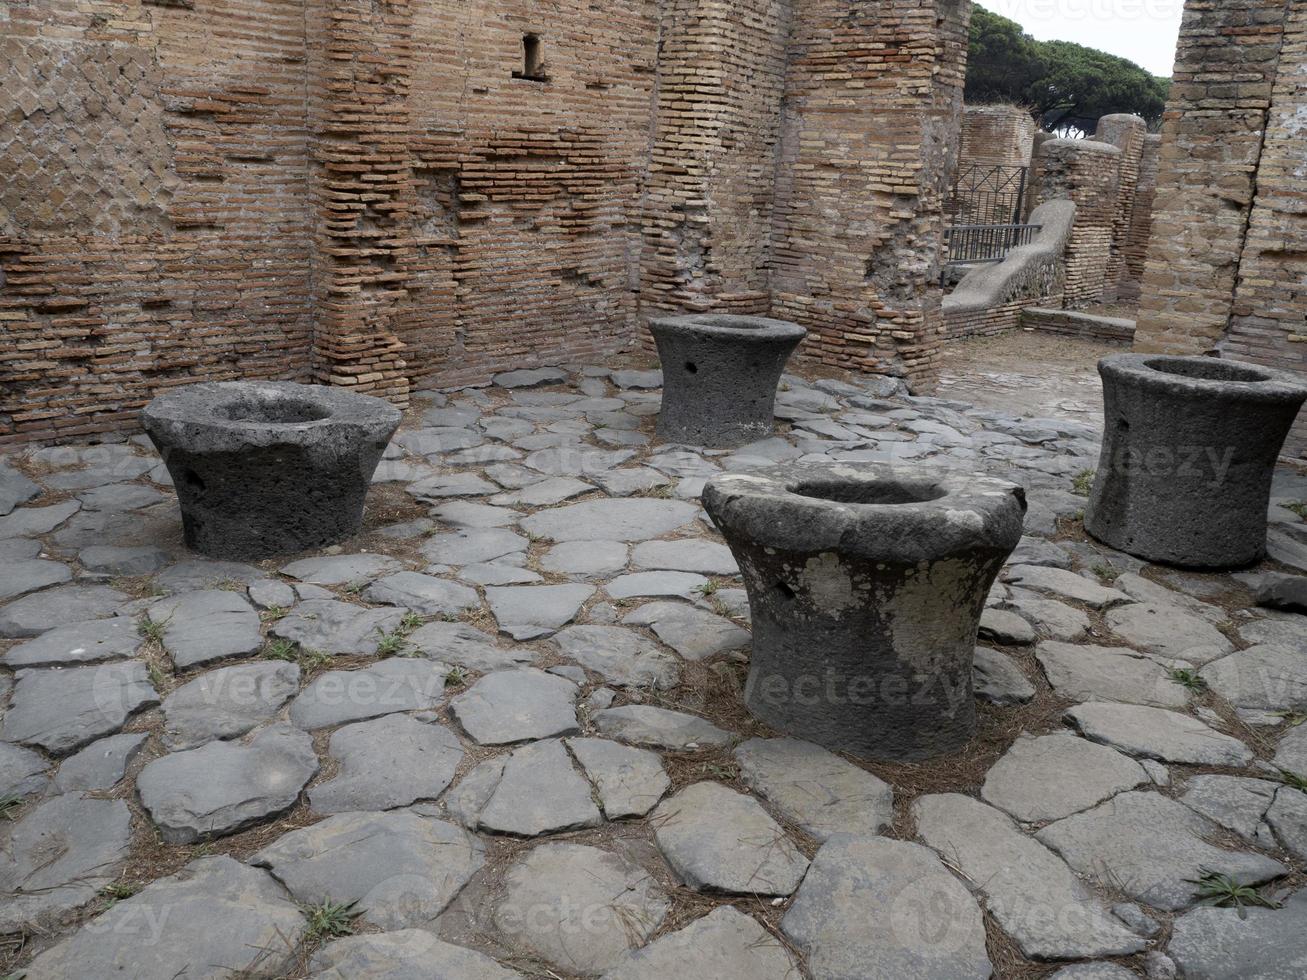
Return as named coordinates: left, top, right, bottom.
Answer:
left=594, top=705, right=733, bottom=750
left=406, top=620, right=535, bottom=672
left=1035, top=641, right=1190, bottom=708
left=973, top=646, right=1036, bottom=705
left=1169, top=888, right=1307, bottom=980
left=78, top=544, right=171, bottom=576
left=422, top=527, right=528, bottom=566
left=431, top=500, right=522, bottom=529
left=310, top=932, right=524, bottom=979
left=154, top=557, right=267, bottom=593
left=606, top=570, right=708, bottom=601
left=496, top=366, right=569, bottom=388
left=978, top=607, right=1036, bottom=645
left=1105, top=601, right=1234, bottom=660
left=980, top=733, right=1149, bottom=823
left=450, top=668, right=579, bottom=745
left=550, top=625, right=680, bottom=689
left=1065, top=702, right=1255, bottom=766
left=363, top=571, right=480, bottom=618
left=148, top=589, right=263, bottom=669
left=1115, top=572, right=1227, bottom=624
left=734, top=737, right=893, bottom=841
left=0, top=582, right=128, bottom=638
left=1200, top=644, right=1307, bottom=714
left=0, top=794, right=133, bottom=934
left=478, top=738, right=602, bottom=836
left=51, top=731, right=147, bottom=792
left=0, top=558, right=72, bottom=601
left=782, top=835, right=992, bottom=980
left=652, top=782, right=809, bottom=895
left=2, top=661, right=158, bottom=754
left=523, top=446, right=636, bottom=477
left=1275, top=724, right=1307, bottom=776
left=1239, top=613, right=1307, bottom=651
left=621, top=601, right=750, bottom=660
left=603, top=906, right=798, bottom=980
left=19, top=856, right=306, bottom=980
left=280, top=553, right=403, bottom=586
left=1268, top=788, right=1307, bottom=860
left=49, top=507, right=179, bottom=554
left=0, top=500, right=81, bottom=538
left=257, top=810, right=485, bottom=932
left=490, top=476, right=594, bottom=507
left=271, top=599, right=407, bottom=657
left=592, top=466, right=672, bottom=496
left=289, top=659, right=450, bottom=730
left=520, top=498, right=700, bottom=542
left=423, top=406, right=482, bottom=428
left=493, top=842, right=669, bottom=976
left=484, top=583, right=594, bottom=640
left=1037, top=791, right=1289, bottom=911
left=309, top=714, right=464, bottom=814
left=3, top=616, right=143, bottom=669
left=458, top=563, right=542, bottom=586
left=161, top=661, right=301, bottom=749
left=1179, top=774, right=1280, bottom=848
left=0, top=741, right=48, bottom=797
left=77, top=482, right=169, bottom=512
left=0, top=538, right=41, bottom=560
left=567, top=737, right=669, bottom=819
left=1009, top=536, right=1075, bottom=568
left=1000, top=594, right=1091, bottom=642
left=611, top=368, right=662, bottom=389
left=443, top=757, right=507, bottom=829
left=406, top=471, right=500, bottom=501
left=41, top=456, right=155, bottom=491
left=482, top=417, right=536, bottom=442
left=540, top=539, right=629, bottom=576
left=914, top=793, right=1146, bottom=959
left=1002, top=565, right=1130, bottom=609
left=137, top=723, right=319, bottom=843
left=248, top=578, right=296, bottom=610
left=0, top=463, right=40, bottom=516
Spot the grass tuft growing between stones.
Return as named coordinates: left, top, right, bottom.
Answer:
left=1187, top=869, right=1282, bottom=918
left=1072, top=469, right=1095, bottom=497
left=301, top=898, right=361, bottom=939
left=1169, top=667, right=1208, bottom=692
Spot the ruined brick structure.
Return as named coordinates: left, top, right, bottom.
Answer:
left=1135, top=0, right=1307, bottom=455
left=0, top=0, right=969, bottom=447
left=958, top=104, right=1037, bottom=170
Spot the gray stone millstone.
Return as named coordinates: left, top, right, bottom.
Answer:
left=19, top=856, right=306, bottom=980
left=650, top=314, right=806, bottom=448
left=1084, top=354, right=1307, bottom=568
left=252, top=810, right=485, bottom=931
left=136, top=723, right=319, bottom=843
left=782, top=834, right=992, bottom=980
left=142, top=381, right=401, bottom=559
left=703, top=462, right=1025, bottom=762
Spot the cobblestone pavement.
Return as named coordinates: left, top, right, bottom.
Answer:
left=1, top=365, right=1306, bottom=979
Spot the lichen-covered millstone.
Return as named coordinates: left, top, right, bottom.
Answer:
left=650, top=314, right=807, bottom=448
left=703, top=462, right=1026, bottom=762
left=252, top=810, right=485, bottom=931
left=309, top=931, right=525, bottom=980
left=603, top=906, right=798, bottom=980
left=1, top=661, right=158, bottom=755
left=142, top=381, right=401, bottom=559
left=137, top=723, right=319, bottom=843
left=493, top=842, right=670, bottom=975
left=1084, top=354, right=1307, bottom=568
left=782, top=835, right=992, bottom=980
left=0, top=794, right=132, bottom=934
left=19, top=856, right=306, bottom=980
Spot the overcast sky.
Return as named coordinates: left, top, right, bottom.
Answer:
left=975, top=0, right=1186, bottom=76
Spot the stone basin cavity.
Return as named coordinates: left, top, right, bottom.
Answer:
left=703, top=463, right=1027, bottom=762
left=142, top=381, right=401, bottom=560
left=1086, top=353, right=1307, bottom=569
left=649, top=314, right=807, bottom=448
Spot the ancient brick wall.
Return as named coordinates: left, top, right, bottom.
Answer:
left=771, top=0, right=970, bottom=387
left=1030, top=138, right=1121, bottom=310
left=959, top=104, right=1037, bottom=168
left=1118, top=134, right=1160, bottom=304
left=1093, top=114, right=1148, bottom=304
left=0, top=0, right=315, bottom=448
left=1, top=0, right=969, bottom=444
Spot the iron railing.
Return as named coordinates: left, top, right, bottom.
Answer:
left=941, top=223, right=1042, bottom=284
left=944, top=163, right=1029, bottom=228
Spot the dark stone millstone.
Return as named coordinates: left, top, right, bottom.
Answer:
left=1085, top=354, right=1307, bottom=569
left=703, top=462, right=1026, bottom=762
left=649, top=315, right=806, bottom=448
left=142, top=381, right=401, bottom=560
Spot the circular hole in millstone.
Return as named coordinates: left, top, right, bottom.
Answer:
left=215, top=397, right=332, bottom=424
left=791, top=477, right=947, bottom=506
left=685, top=361, right=698, bottom=374
left=1143, top=358, right=1268, bottom=383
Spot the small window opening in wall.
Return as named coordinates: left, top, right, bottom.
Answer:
left=514, top=34, right=549, bottom=82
